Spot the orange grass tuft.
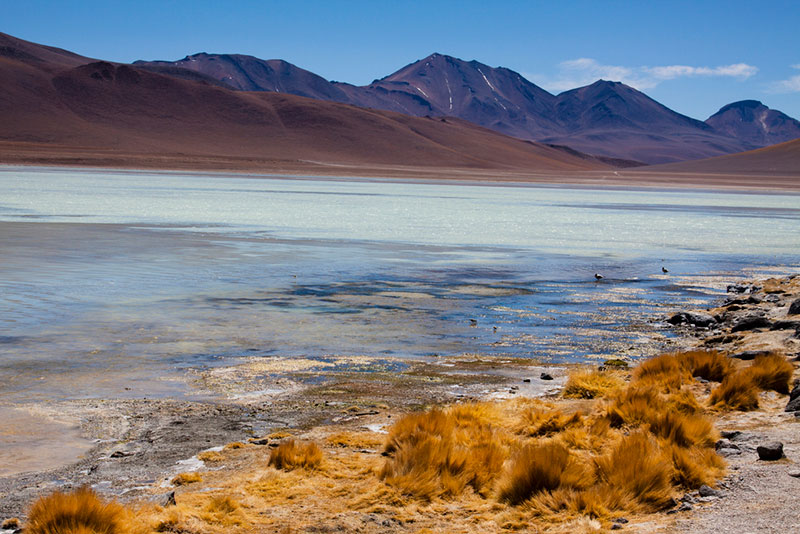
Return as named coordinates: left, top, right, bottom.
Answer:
left=171, top=472, right=202, bottom=486
left=745, top=352, right=793, bottom=394
left=632, top=354, right=686, bottom=390
left=562, top=369, right=625, bottom=399
left=27, top=486, right=133, bottom=534
left=676, top=350, right=733, bottom=382
left=709, top=371, right=760, bottom=411
left=497, top=441, right=591, bottom=505
left=518, top=407, right=583, bottom=437
left=268, top=440, right=323, bottom=470
left=668, top=444, right=726, bottom=489
left=594, top=432, right=675, bottom=511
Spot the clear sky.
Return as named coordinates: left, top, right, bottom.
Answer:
left=4, top=0, right=799, bottom=119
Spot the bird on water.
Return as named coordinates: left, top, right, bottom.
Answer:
left=594, top=273, right=604, bottom=280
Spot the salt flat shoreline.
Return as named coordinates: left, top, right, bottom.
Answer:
left=1, top=272, right=798, bottom=532
left=1, top=157, right=799, bottom=193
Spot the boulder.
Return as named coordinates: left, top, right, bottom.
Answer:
left=789, top=298, right=800, bottom=315
left=756, top=442, right=785, bottom=461
left=540, top=373, right=554, bottom=381
left=785, top=395, right=800, bottom=412
left=727, top=283, right=748, bottom=293
left=667, top=311, right=717, bottom=328
left=730, top=313, right=770, bottom=332
left=698, top=485, right=721, bottom=498
left=730, top=350, right=771, bottom=361
left=770, top=320, right=800, bottom=330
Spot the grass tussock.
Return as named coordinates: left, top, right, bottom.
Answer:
left=632, top=354, right=686, bottom=390
left=517, top=407, right=583, bottom=437
left=197, top=451, right=224, bottom=463
left=594, top=432, right=674, bottom=511
left=498, top=441, right=591, bottom=505
left=745, top=352, right=793, bottom=394
left=562, top=369, right=625, bottom=399
left=676, top=350, right=733, bottom=382
left=379, top=406, right=507, bottom=499
left=268, top=440, right=323, bottom=470
left=709, top=371, right=760, bottom=410
left=171, top=472, right=203, bottom=486
left=27, top=486, right=134, bottom=534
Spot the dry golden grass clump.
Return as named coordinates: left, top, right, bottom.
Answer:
left=379, top=405, right=507, bottom=500
left=26, top=486, right=135, bottom=534
left=676, top=350, right=732, bottom=382
left=171, top=472, right=203, bottom=486
left=268, top=439, right=323, bottom=470
left=197, top=450, right=224, bottom=463
left=745, top=352, right=793, bottom=394
left=517, top=406, right=583, bottom=437
left=709, top=351, right=794, bottom=410
left=562, top=369, right=625, bottom=399
left=498, top=441, right=590, bottom=505
left=633, top=353, right=686, bottom=389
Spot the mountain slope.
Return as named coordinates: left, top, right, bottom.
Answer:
left=539, top=80, right=755, bottom=164
left=137, top=50, right=762, bottom=164
left=0, top=36, right=612, bottom=174
left=706, top=100, right=800, bottom=147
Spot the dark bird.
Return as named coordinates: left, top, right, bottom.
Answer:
left=594, top=273, right=604, bottom=280
left=662, top=267, right=669, bottom=273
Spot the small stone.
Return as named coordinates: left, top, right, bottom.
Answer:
left=721, top=430, right=742, bottom=440
left=717, top=447, right=742, bottom=457
left=764, top=294, right=781, bottom=303
left=612, top=517, right=629, bottom=524
left=788, top=470, right=800, bottom=478
left=727, top=283, right=748, bottom=293
left=680, top=494, right=697, bottom=504
left=2, top=518, right=20, bottom=530
left=788, top=298, right=800, bottom=315
left=611, top=523, right=623, bottom=530
left=109, top=450, right=131, bottom=458
left=540, top=373, right=554, bottom=381
left=786, top=396, right=800, bottom=412
left=679, top=502, right=694, bottom=512
left=698, top=485, right=721, bottom=498
left=522, top=378, right=531, bottom=383
left=715, top=439, right=739, bottom=451
left=730, top=350, right=771, bottom=361
left=249, top=437, right=270, bottom=445
left=789, top=384, right=800, bottom=401
left=756, top=442, right=785, bottom=461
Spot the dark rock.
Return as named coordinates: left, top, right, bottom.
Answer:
left=727, top=283, right=748, bottom=293
left=109, top=450, right=132, bottom=458
left=756, top=442, right=785, bottom=461
left=161, top=491, right=176, bottom=507
left=790, top=384, right=800, bottom=401
left=771, top=320, right=800, bottom=330
left=522, top=378, right=531, bottom=383
left=715, top=439, right=740, bottom=451
left=612, top=517, right=629, bottom=524
left=611, top=523, right=623, bottom=530
left=698, top=485, right=721, bottom=498
left=730, top=313, right=770, bottom=332
left=747, top=295, right=763, bottom=304
left=540, top=373, right=554, bottom=381
left=721, top=430, right=742, bottom=440
left=249, top=437, right=270, bottom=445
left=667, top=311, right=717, bottom=328
left=785, top=395, right=800, bottom=412
left=764, top=294, right=781, bottom=303
left=718, top=447, right=742, bottom=457
left=789, top=298, right=800, bottom=315
left=680, top=494, right=696, bottom=503
left=730, top=350, right=771, bottom=361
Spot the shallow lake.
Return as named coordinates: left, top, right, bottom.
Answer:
left=1, top=166, right=798, bottom=403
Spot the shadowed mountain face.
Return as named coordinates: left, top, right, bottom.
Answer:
left=705, top=100, right=800, bottom=147
left=0, top=33, right=613, bottom=173
left=138, top=51, right=783, bottom=164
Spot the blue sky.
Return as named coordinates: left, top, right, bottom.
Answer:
left=4, top=0, right=799, bottom=119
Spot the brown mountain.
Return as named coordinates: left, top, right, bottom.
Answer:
left=640, top=137, right=800, bottom=175
left=138, top=51, right=764, bottom=164
left=0, top=33, right=612, bottom=175
left=705, top=100, right=800, bottom=147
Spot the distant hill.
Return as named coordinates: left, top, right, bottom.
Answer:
left=705, top=100, right=800, bottom=147
left=0, top=33, right=613, bottom=174
left=138, top=51, right=785, bottom=164
left=641, top=137, right=800, bottom=176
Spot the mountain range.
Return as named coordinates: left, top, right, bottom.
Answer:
left=0, top=32, right=616, bottom=176
left=135, top=52, right=800, bottom=164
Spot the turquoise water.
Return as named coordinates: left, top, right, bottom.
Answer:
left=0, top=166, right=798, bottom=401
